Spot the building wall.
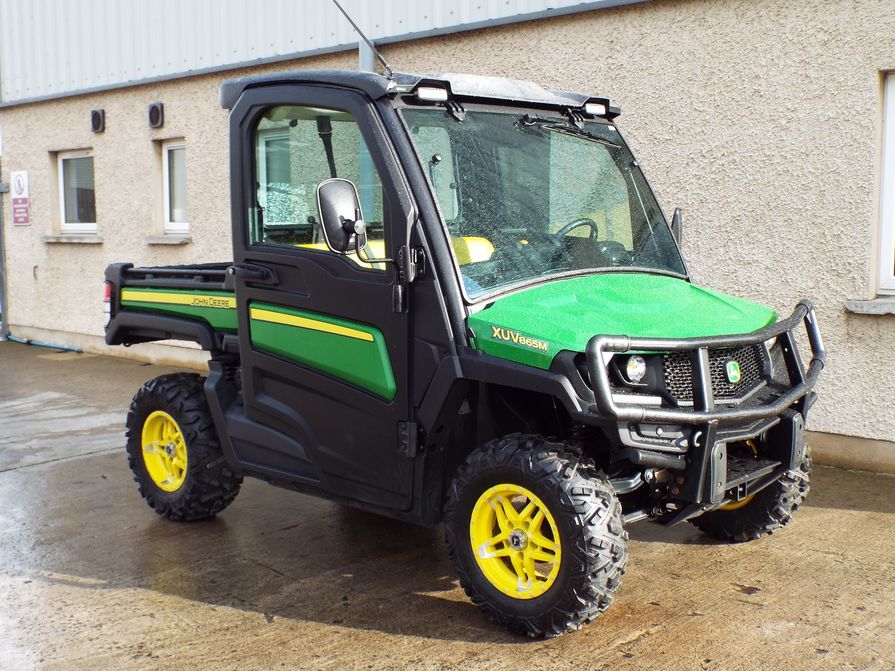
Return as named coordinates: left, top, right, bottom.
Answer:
left=1, top=0, right=894, bottom=455
left=0, top=49, right=356, bottom=365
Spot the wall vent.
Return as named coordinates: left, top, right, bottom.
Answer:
left=90, top=109, right=105, bottom=133
left=148, top=102, right=164, bottom=128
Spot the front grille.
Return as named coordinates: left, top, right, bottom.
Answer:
left=663, top=344, right=767, bottom=402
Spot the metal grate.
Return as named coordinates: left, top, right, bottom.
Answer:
left=663, top=344, right=766, bottom=402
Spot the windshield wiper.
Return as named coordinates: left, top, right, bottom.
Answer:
left=514, top=114, right=621, bottom=148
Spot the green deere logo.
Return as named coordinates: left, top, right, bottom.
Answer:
left=725, top=360, right=742, bottom=384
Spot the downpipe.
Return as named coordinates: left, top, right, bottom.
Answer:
left=5, top=334, right=83, bottom=353
left=0, top=179, right=8, bottom=341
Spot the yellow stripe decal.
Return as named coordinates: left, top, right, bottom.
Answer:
left=121, top=290, right=236, bottom=310
left=249, top=307, right=374, bottom=342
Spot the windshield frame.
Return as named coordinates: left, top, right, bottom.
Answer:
left=396, top=100, right=690, bottom=306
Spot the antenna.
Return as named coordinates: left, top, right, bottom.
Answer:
left=331, top=0, right=395, bottom=79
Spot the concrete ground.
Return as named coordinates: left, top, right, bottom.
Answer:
left=0, top=341, right=893, bottom=671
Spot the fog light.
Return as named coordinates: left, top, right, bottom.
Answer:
left=626, top=355, right=647, bottom=383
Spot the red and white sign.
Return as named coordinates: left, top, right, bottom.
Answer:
left=11, top=170, right=30, bottom=225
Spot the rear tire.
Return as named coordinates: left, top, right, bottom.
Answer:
left=444, top=434, right=628, bottom=637
left=690, top=445, right=811, bottom=542
left=125, top=373, right=242, bottom=521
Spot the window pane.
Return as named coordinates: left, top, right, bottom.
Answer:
left=408, top=125, right=457, bottom=220
left=548, top=133, right=632, bottom=247
left=401, top=108, right=684, bottom=299
left=62, top=156, right=96, bottom=223
left=252, top=106, right=386, bottom=270
left=259, top=135, right=301, bottom=226
left=167, top=146, right=188, bottom=223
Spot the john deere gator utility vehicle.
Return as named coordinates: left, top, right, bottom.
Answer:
left=105, top=70, right=825, bottom=637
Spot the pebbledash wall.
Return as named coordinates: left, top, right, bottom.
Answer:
left=1, top=0, right=894, bottom=471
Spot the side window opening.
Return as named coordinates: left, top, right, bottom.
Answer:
left=251, top=105, right=386, bottom=269
left=410, top=124, right=459, bottom=223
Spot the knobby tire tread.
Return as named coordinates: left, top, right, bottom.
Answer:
left=444, top=433, right=628, bottom=638
left=690, top=446, right=812, bottom=542
left=125, top=373, right=242, bottom=521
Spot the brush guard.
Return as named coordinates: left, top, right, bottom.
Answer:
left=585, top=301, right=825, bottom=514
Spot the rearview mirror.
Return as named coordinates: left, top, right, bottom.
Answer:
left=316, top=178, right=368, bottom=255
left=671, top=207, right=682, bottom=246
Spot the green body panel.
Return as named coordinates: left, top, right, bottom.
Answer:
left=120, top=287, right=238, bottom=332
left=249, top=302, right=397, bottom=401
left=467, top=273, right=778, bottom=369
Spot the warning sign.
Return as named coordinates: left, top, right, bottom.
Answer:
left=11, top=171, right=30, bottom=225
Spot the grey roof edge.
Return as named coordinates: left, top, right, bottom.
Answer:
left=0, top=0, right=650, bottom=108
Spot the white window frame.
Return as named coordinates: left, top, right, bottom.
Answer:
left=162, top=141, right=189, bottom=234
left=879, top=74, right=895, bottom=293
left=57, top=149, right=96, bottom=233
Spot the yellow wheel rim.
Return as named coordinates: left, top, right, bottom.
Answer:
left=719, top=494, right=755, bottom=511
left=141, top=410, right=188, bottom=492
left=469, top=483, right=562, bottom=600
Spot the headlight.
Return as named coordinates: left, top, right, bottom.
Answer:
left=625, top=355, right=647, bottom=383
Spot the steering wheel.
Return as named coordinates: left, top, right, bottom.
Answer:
left=596, top=240, right=633, bottom=266
left=554, top=217, right=600, bottom=240
left=554, top=217, right=633, bottom=266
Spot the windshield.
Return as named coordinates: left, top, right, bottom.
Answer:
left=401, top=107, right=686, bottom=300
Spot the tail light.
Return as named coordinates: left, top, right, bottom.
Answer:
left=103, top=281, right=112, bottom=326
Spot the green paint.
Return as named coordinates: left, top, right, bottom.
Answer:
left=249, top=302, right=396, bottom=401
left=120, top=288, right=238, bottom=332
left=467, top=273, right=777, bottom=369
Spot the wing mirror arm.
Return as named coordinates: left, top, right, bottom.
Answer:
left=670, top=207, right=683, bottom=246
left=346, top=215, right=394, bottom=264
left=317, top=178, right=426, bottom=280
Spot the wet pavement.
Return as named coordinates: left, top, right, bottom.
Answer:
left=1, top=340, right=893, bottom=670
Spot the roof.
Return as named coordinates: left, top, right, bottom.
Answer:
left=219, top=69, right=615, bottom=114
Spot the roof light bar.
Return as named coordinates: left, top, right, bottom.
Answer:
left=584, top=102, right=607, bottom=116
left=415, top=86, right=449, bottom=102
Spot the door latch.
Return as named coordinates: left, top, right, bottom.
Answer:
left=398, top=421, right=420, bottom=457
left=226, top=263, right=278, bottom=285
left=398, top=246, right=425, bottom=283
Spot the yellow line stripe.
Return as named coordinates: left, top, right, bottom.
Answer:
left=121, top=290, right=236, bottom=309
left=250, top=307, right=374, bottom=342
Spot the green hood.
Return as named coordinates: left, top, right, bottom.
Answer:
left=466, top=273, right=777, bottom=369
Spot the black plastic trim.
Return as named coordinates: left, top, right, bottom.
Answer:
left=105, top=311, right=221, bottom=351
left=459, top=351, right=589, bottom=418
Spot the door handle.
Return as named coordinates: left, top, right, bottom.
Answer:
left=227, top=263, right=278, bottom=285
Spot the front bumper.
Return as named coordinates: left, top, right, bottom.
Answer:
left=585, top=301, right=825, bottom=424
left=585, top=301, right=825, bottom=511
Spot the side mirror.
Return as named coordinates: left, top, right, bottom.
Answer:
left=316, top=178, right=368, bottom=255
left=670, top=207, right=683, bottom=246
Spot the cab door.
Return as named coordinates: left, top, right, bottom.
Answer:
left=227, top=85, right=414, bottom=511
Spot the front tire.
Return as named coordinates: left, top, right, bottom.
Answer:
left=444, top=434, right=628, bottom=637
left=691, top=446, right=811, bottom=542
left=125, top=373, right=242, bottom=521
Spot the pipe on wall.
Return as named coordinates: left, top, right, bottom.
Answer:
left=0, top=179, right=8, bottom=341
left=4, top=334, right=83, bottom=353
